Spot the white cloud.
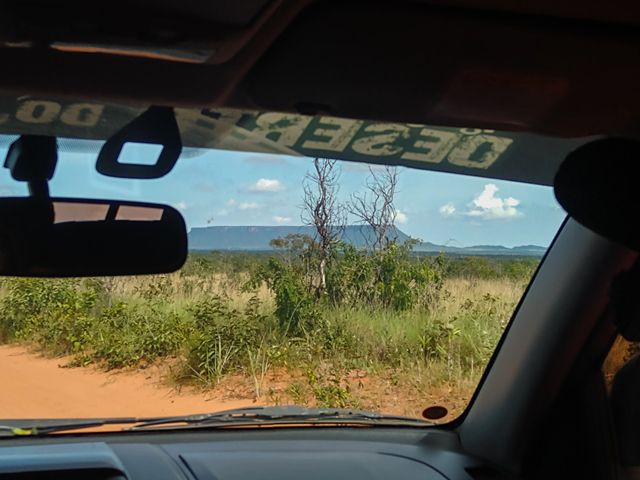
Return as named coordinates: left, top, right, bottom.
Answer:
left=175, top=201, right=188, bottom=211
left=466, top=184, right=522, bottom=220
left=238, top=202, right=260, bottom=210
left=249, top=178, right=284, bottom=192
left=395, top=210, right=408, bottom=224
left=226, top=198, right=237, bottom=206
left=439, top=203, right=456, bottom=217
left=273, top=216, right=292, bottom=224
left=438, top=184, right=522, bottom=220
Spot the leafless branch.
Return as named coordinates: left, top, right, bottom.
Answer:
left=349, top=165, right=399, bottom=250
left=301, top=158, right=347, bottom=293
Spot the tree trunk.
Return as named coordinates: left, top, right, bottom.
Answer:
left=317, top=257, right=327, bottom=298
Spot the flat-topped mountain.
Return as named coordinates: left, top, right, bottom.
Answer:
left=188, top=225, right=545, bottom=256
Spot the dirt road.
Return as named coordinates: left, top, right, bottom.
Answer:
left=0, top=344, right=255, bottom=419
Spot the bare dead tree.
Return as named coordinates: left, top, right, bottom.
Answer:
left=349, top=165, right=399, bottom=250
left=301, top=158, right=347, bottom=295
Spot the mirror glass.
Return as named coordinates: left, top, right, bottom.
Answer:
left=0, top=198, right=187, bottom=276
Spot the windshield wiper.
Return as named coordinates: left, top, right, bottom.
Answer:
left=0, top=406, right=430, bottom=437
left=0, top=417, right=141, bottom=437
left=128, top=406, right=431, bottom=430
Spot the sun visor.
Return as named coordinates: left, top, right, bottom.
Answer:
left=0, top=0, right=276, bottom=64
left=0, top=95, right=598, bottom=186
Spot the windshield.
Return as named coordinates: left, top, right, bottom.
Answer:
left=0, top=134, right=565, bottom=426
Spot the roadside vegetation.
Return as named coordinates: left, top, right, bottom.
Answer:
left=0, top=252, right=537, bottom=419
left=0, top=159, right=540, bottom=419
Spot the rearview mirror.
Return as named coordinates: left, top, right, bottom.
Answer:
left=554, top=138, right=640, bottom=252
left=0, top=198, right=187, bottom=277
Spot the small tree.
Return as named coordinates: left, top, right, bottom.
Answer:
left=349, top=165, right=399, bottom=250
left=302, top=158, right=346, bottom=295
left=269, top=234, right=317, bottom=285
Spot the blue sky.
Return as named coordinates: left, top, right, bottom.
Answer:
left=0, top=141, right=566, bottom=247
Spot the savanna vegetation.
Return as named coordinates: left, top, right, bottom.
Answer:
left=0, top=249, right=538, bottom=419
left=0, top=159, right=541, bottom=419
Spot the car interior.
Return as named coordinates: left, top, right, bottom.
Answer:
left=1, top=1, right=640, bottom=479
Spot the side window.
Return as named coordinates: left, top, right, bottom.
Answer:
left=604, top=335, right=640, bottom=467
left=604, top=336, right=639, bottom=390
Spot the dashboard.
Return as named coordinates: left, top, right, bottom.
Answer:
left=0, top=428, right=497, bottom=480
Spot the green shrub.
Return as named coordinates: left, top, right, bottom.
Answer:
left=0, top=278, right=97, bottom=351
left=325, top=242, right=444, bottom=311
left=183, top=296, right=268, bottom=384
left=442, top=255, right=539, bottom=281
left=91, top=302, right=188, bottom=369
left=450, top=293, right=509, bottom=371
left=306, top=367, right=358, bottom=409
left=418, top=317, right=460, bottom=362
left=249, top=258, right=319, bottom=335
left=0, top=251, right=528, bottom=398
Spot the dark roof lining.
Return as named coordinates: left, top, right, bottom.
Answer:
left=0, top=1, right=639, bottom=137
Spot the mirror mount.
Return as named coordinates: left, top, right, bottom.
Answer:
left=3, top=135, right=57, bottom=200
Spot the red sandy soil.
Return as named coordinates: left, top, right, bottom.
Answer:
left=0, top=344, right=255, bottom=419
left=0, top=344, right=469, bottom=423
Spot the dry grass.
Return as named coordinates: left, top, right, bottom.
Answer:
left=0, top=267, right=528, bottom=419
left=437, top=277, right=524, bottom=314
left=106, top=272, right=273, bottom=308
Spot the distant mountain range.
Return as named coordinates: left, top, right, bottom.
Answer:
left=411, top=242, right=546, bottom=256
left=188, top=225, right=546, bottom=257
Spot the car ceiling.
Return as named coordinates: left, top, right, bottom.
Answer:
left=0, top=0, right=639, bottom=179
